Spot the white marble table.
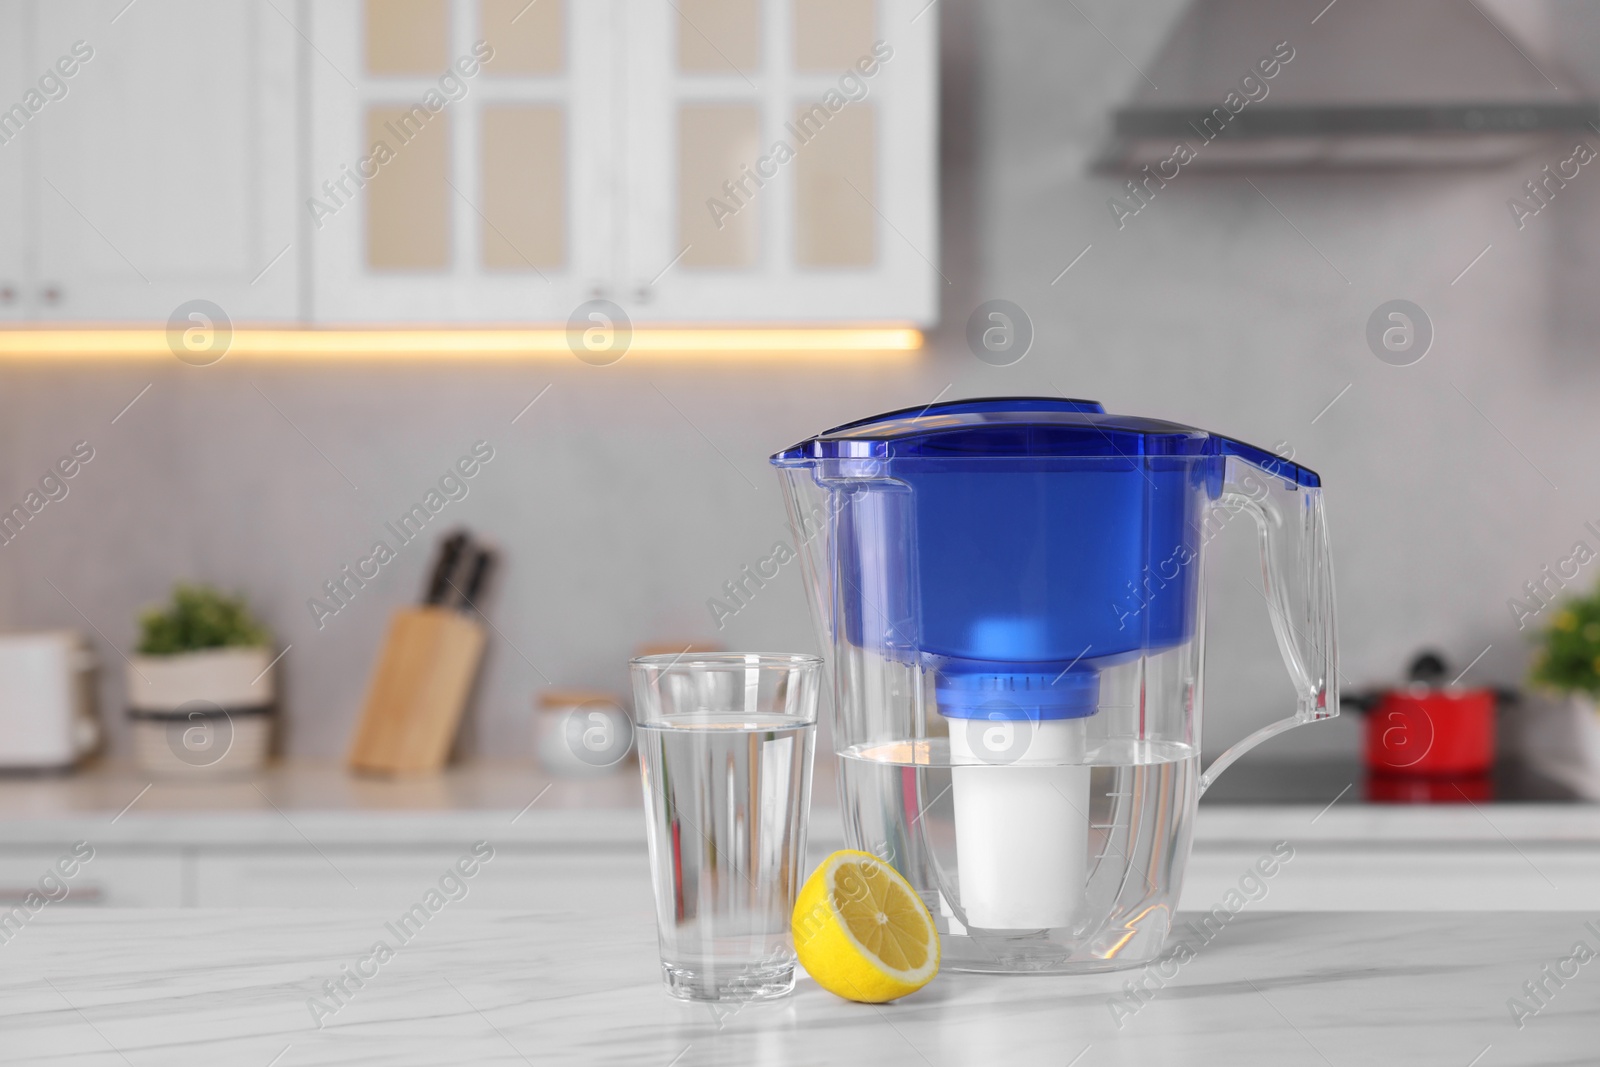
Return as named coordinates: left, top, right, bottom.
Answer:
left=1, top=907, right=1594, bottom=1065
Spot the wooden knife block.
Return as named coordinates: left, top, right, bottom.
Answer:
left=348, top=607, right=487, bottom=775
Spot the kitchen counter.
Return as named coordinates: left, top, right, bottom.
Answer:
left=0, top=761, right=640, bottom=848
left=0, top=759, right=1595, bottom=847
left=0, top=762, right=1597, bottom=912
left=1198, top=753, right=1584, bottom=804
left=2, top=907, right=1595, bottom=1065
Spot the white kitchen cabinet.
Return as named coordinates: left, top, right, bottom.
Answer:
left=1183, top=843, right=1600, bottom=912
left=192, top=849, right=653, bottom=913
left=0, top=0, right=33, bottom=320
left=7, top=0, right=299, bottom=322
left=0, top=848, right=185, bottom=908
left=0, top=0, right=936, bottom=326
left=307, top=0, right=938, bottom=325
left=195, top=851, right=460, bottom=909
left=621, top=0, right=938, bottom=323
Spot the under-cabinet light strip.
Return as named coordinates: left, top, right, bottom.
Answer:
left=0, top=327, right=923, bottom=360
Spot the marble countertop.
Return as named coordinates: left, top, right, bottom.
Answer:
left=0, top=761, right=1596, bottom=849
left=0, top=761, right=640, bottom=847
left=2, top=907, right=1594, bottom=1065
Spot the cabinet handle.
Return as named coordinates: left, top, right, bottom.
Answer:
left=0, top=285, right=14, bottom=304
left=40, top=285, right=62, bottom=305
left=0, top=886, right=103, bottom=905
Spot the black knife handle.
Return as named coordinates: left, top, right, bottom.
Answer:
left=458, top=547, right=495, bottom=610
left=423, top=530, right=471, bottom=605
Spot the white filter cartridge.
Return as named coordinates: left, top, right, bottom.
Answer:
left=948, top=716, right=1089, bottom=929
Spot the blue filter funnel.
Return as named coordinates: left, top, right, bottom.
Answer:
left=772, top=397, right=1319, bottom=722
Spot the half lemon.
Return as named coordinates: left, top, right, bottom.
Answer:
left=792, top=850, right=940, bottom=1003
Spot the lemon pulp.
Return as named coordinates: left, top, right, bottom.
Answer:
left=792, top=850, right=940, bottom=1002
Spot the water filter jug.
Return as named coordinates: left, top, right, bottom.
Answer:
left=773, top=398, right=1337, bottom=972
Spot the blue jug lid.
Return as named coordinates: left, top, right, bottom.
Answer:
left=772, top=396, right=1319, bottom=488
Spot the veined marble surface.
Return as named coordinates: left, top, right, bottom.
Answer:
left=0, top=908, right=1595, bottom=1065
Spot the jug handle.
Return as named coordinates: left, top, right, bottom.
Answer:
left=1198, top=453, right=1339, bottom=794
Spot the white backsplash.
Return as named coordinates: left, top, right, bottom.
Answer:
left=4, top=0, right=1600, bottom=764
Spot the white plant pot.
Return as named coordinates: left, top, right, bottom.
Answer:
left=126, top=647, right=276, bottom=778
left=1504, top=692, right=1600, bottom=800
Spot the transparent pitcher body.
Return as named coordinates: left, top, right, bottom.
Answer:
left=773, top=399, right=1336, bottom=974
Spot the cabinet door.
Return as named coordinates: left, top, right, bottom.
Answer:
left=621, top=0, right=938, bottom=324
left=192, top=849, right=653, bottom=914
left=32, top=0, right=300, bottom=321
left=0, top=848, right=185, bottom=907
left=307, top=0, right=607, bottom=323
left=0, top=0, right=31, bottom=320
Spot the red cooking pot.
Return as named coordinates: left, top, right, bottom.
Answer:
left=1354, top=652, right=1514, bottom=778
left=1365, top=772, right=1493, bottom=803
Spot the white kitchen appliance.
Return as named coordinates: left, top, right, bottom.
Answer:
left=0, top=631, right=100, bottom=770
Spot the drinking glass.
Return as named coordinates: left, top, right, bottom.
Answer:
left=631, top=653, right=822, bottom=1001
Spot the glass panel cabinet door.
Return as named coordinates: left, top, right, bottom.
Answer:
left=308, top=0, right=607, bottom=323
left=621, top=0, right=937, bottom=325
left=308, top=0, right=933, bottom=325
left=28, top=0, right=300, bottom=321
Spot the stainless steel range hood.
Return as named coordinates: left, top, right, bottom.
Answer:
left=1097, top=0, right=1600, bottom=170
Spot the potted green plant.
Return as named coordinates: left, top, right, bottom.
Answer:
left=1524, top=590, right=1600, bottom=796
left=127, top=584, right=276, bottom=777
left=1530, top=597, right=1600, bottom=697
